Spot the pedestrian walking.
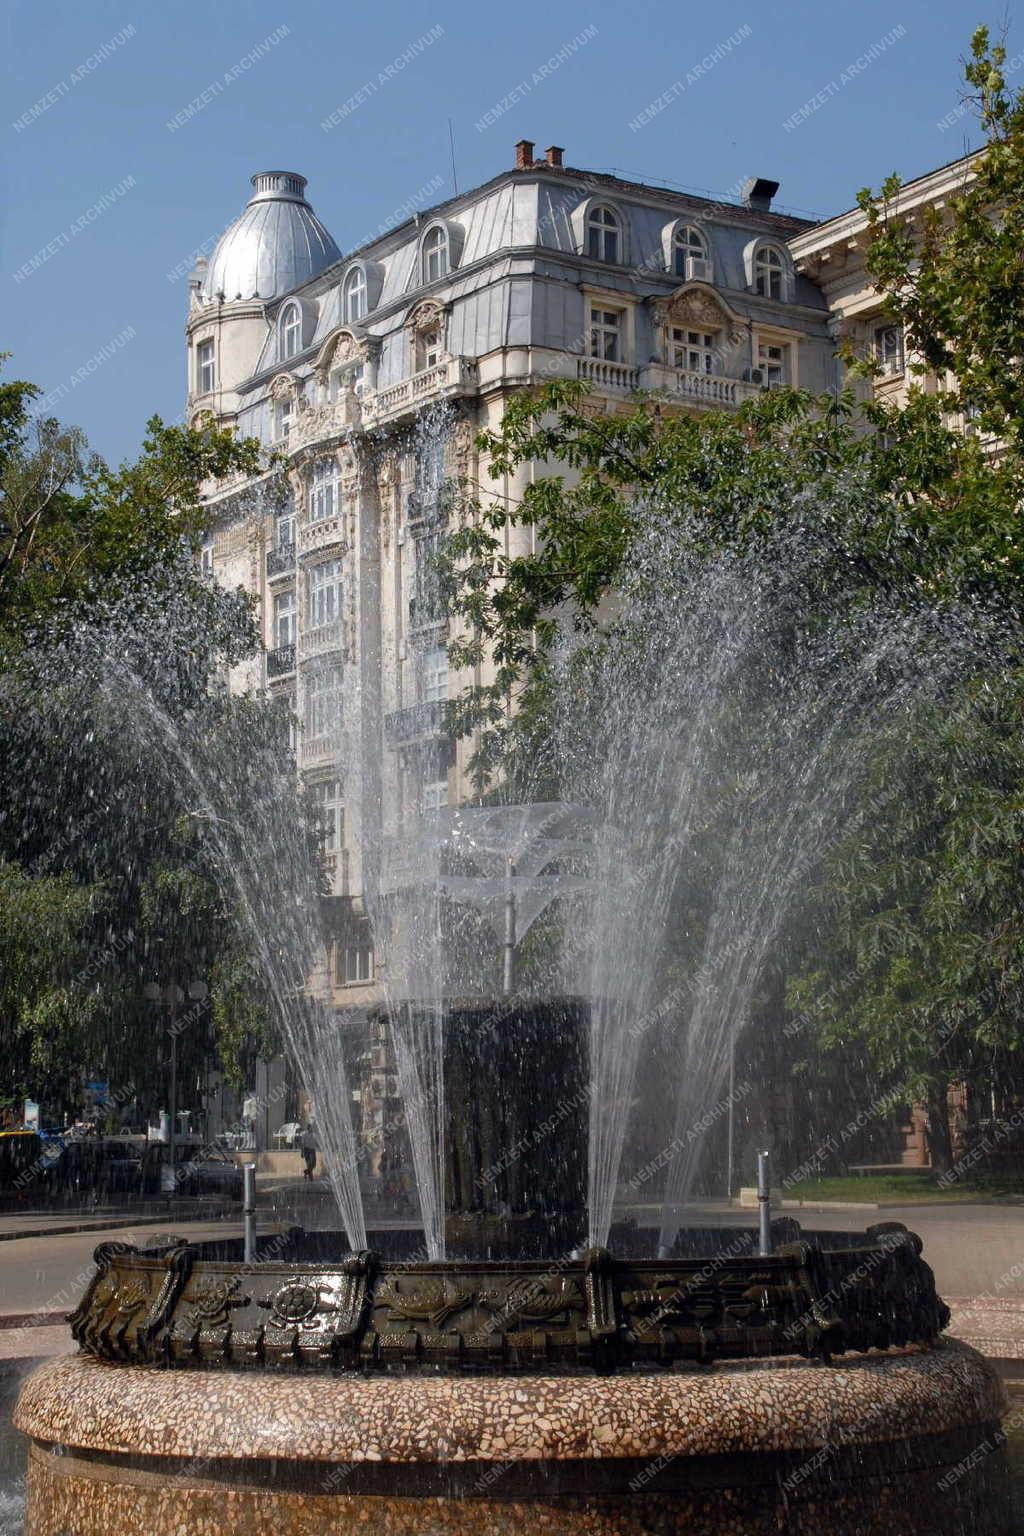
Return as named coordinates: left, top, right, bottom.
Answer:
left=300, top=1121, right=318, bottom=1181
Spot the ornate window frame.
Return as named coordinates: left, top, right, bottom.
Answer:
left=650, top=283, right=744, bottom=374
left=313, top=327, right=380, bottom=401
left=406, top=298, right=448, bottom=374
left=269, top=371, right=304, bottom=442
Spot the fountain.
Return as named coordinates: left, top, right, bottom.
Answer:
left=13, top=453, right=1013, bottom=1531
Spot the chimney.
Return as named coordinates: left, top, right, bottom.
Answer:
left=545, top=145, right=564, bottom=167
left=514, top=139, right=535, bottom=169
left=742, top=177, right=780, bottom=213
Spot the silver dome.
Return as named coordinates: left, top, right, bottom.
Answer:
left=202, top=171, right=341, bottom=303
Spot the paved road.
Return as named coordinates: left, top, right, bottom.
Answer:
left=0, top=1220, right=239, bottom=1317
left=0, top=1203, right=1021, bottom=1316
left=687, top=1202, right=1024, bottom=1300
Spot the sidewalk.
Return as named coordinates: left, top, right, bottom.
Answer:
left=0, top=1204, right=238, bottom=1242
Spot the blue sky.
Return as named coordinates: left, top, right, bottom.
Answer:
left=1, top=0, right=995, bottom=464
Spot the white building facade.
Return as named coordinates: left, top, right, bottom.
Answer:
left=186, top=142, right=839, bottom=1056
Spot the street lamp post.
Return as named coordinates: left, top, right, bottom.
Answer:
left=144, top=977, right=208, bottom=1194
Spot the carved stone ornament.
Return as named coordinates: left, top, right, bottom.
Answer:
left=655, top=285, right=743, bottom=348
left=406, top=299, right=446, bottom=336
left=269, top=372, right=301, bottom=402
left=451, top=413, right=475, bottom=471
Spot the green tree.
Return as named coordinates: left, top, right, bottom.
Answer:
left=0, top=364, right=319, bottom=1122
left=856, top=26, right=1024, bottom=450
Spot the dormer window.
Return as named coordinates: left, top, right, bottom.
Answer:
left=196, top=338, right=215, bottom=394
left=422, top=226, right=449, bottom=284
left=672, top=225, right=710, bottom=281
left=281, top=303, right=302, bottom=360
left=753, top=245, right=785, bottom=300
left=343, top=267, right=366, bottom=324
left=587, top=205, right=621, bottom=264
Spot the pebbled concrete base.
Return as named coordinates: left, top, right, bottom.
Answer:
left=15, top=1341, right=1012, bottom=1534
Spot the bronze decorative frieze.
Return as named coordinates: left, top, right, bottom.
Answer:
left=68, top=1223, right=950, bottom=1375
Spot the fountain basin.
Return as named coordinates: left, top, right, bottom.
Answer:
left=16, top=1340, right=1008, bottom=1534
left=65, top=1224, right=948, bottom=1372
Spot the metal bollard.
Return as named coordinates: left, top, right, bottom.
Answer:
left=757, top=1150, right=772, bottom=1257
left=243, top=1162, right=257, bottom=1267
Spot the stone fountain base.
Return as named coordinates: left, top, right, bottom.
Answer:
left=16, top=1341, right=1009, bottom=1534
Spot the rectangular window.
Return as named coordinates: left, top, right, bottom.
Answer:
left=275, top=399, right=294, bottom=442
left=311, top=778, right=344, bottom=852
left=276, top=500, right=295, bottom=550
left=588, top=308, right=621, bottom=362
left=304, top=663, right=342, bottom=740
left=757, top=341, right=788, bottom=387
left=421, top=778, right=449, bottom=813
left=274, top=590, right=296, bottom=648
left=307, top=559, right=342, bottom=627
left=416, top=331, right=441, bottom=372
left=200, top=535, right=214, bottom=575
left=197, top=339, right=215, bottom=394
left=874, top=324, right=904, bottom=376
left=672, top=328, right=716, bottom=374
left=337, top=943, right=374, bottom=986
left=412, top=531, right=444, bottom=625
left=309, top=458, right=337, bottom=523
left=421, top=646, right=448, bottom=703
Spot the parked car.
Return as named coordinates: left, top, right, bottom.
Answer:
left=0, top=1130, right=45, bottom=1196
left=171, top=1148, right=243, bottom=1199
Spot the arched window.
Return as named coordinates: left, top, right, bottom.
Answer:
left=673, top=224, right=708, bottom=279
left=587, top=204, right=621, bottom=264
left=343, top=267, right=366, bottom=323
left=753, top=244, right=785, bottom=300
left=280, top=303, right=302, bottom=360
left=422, top=226, right=449, bottom=284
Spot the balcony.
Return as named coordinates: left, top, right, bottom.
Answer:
left=637, top=363, right=762, bottom=409
left=575, top=355, right=640, bottom=391
left=364, top=356, right=478, bottom=426
left=299, top=620, right=344, bottom=657
left=300, top=731, right=342, bottom=766
left=298, top=514, right=344, bottom=556
left=266, top=544, right=295, bottom=580
left=384, top=699, right=448, bottom=745
left=266, top=643, right=296, bottom=679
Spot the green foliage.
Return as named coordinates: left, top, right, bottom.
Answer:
left=0, top=364, right=309, bottom=1120
left=444, top=380, right=1023, bottom=782
left=0, top=860, right=105, bottom=1110
left=0, top=357, right=262, bottom=656
left=856, top=26, right=1024, bottom=450
left=438, top=30, right=1024, bottom=1144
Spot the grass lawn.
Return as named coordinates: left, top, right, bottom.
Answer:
left=784, top=1170, right=1024, bottom=1203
